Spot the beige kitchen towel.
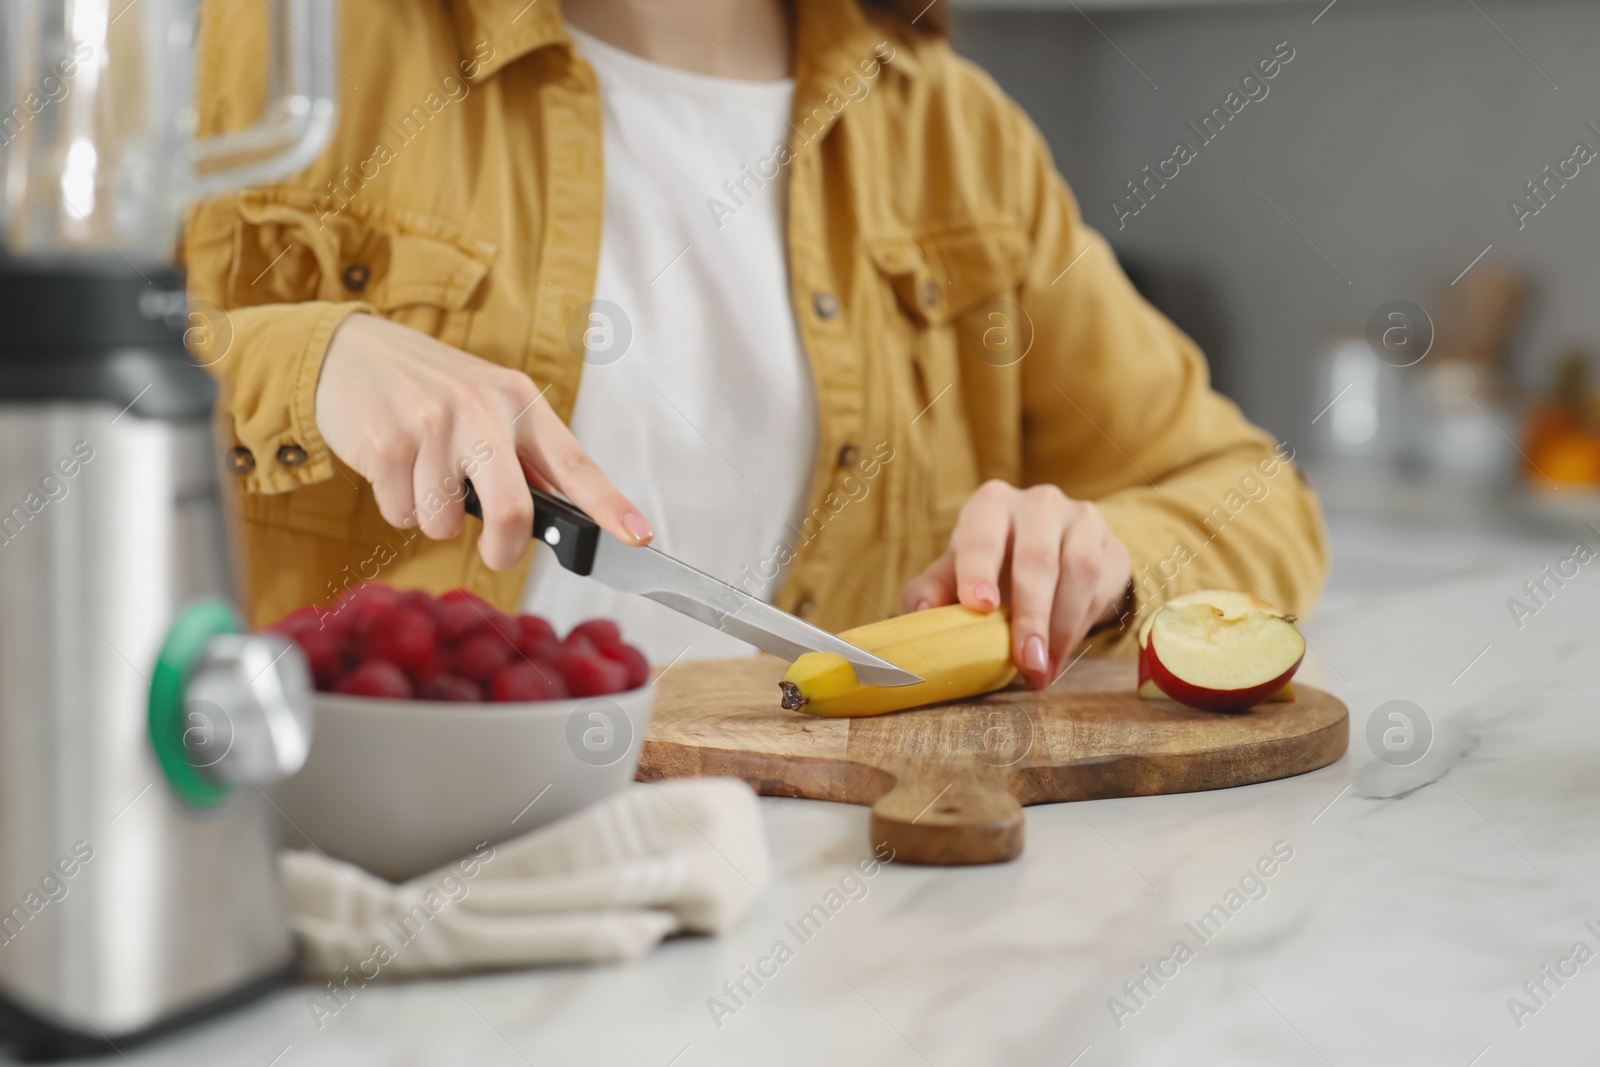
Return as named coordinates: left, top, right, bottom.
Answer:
left=283, top=778, right=769, bottom=978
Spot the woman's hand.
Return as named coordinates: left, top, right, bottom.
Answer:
left=901, top=481, right=1132, bottom=689
left=315, top=314, right=653, bottom=570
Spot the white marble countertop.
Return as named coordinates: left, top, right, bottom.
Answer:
left=37, top=512, right=1600, bottom=1066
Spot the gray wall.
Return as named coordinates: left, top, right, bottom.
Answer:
left=953, top=0, right=1600, bottom=443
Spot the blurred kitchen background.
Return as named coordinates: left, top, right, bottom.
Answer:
left=952, top=0, right=1600, bottom=606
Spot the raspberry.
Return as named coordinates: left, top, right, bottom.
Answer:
left=490, top=662, right=568, bottom=702
left=397, top=589, right=436, bottom=616
left=363, top=607, right=438, bottom=673
left=521, top=614, right=560, bottom=646
left=561, top=634, right=599, bottom=660
left=516, top=616, right=562, bottom=662
left=568, top=618, right=623, bottom=652
left=337, top=661, right=413, bottom=699
left=340, top=584, right=399, bottom=637
left=421, top=674, right=485, bottom=702
left=560, top=652, right=628, bottom=697
left=524, top=634, right=563, bottom=663
left=291, top=627, right=350, bottom=691
left=453, top=631, right=514, bottom=682
left=456, top=609, right=519, bottom=648
left=479, top=611, right=520, bottom=645
left=268, top=605, right=323, bottom=638
left=408, top=649, right=448, bottom=689
left=599, top=642, right=650, bottom=690
left=435, top=599, right=482, bottom=643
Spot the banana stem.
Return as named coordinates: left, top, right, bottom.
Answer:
left=778, top=681, right=807, bottom=711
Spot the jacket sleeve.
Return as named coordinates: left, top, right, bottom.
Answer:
left=1009, top=113, right=1329, bottom=639
left=182, top=1, right=371, bottom=496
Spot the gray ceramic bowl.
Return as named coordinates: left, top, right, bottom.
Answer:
left=273, top=683, right=656, bottom=881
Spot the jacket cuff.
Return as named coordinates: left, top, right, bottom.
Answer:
left=232, top=302, right=371, bottom=495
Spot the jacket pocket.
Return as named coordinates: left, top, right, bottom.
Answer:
left=225, top=190, right=496, bottom=347
left=869, top=225, right=1026, bottom=517
left=223, top=191, right=497, bottom=539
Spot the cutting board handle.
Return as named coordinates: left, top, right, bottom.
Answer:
left=870, top=775, right=1024, bottom=866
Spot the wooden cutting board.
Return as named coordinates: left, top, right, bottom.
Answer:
left=637, top=656, right=1347, bottom=865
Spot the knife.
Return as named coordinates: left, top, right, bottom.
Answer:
left=462, top=482, right=923, bottom=687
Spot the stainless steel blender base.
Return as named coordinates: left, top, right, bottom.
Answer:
left=0, top=957, right=296, bottom=1063
left=0, top=264, right=302, bottom=1050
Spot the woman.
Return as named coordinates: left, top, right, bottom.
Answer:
left=185, top=0, right=1327, bottom=690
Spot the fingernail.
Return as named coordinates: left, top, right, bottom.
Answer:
left=1024, top=634, right=1048, bottom=673
left=914, top=598, right=933, bottom=612
left=974, top=583, right=1000, bottom=610
left=622, top=511, right=654, bottom=544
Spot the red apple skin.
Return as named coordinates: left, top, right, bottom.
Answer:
left=1137, top=645, right=1169, bottom=699
left=1145, top=632, right=1303, bottom=713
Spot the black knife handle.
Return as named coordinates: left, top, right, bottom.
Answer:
left=462, top=480, right=601, bottom=576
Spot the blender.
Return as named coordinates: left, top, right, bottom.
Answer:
left=0, top=0, right=337, bottom=1058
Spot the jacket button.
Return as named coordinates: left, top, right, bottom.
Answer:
left=921, top=280, right=941, bottom=308
left=812, top=292, right=839, bottom=321
left=836, top=443, right=859, bottom=468
left=794, top=595, right=816, bottom=619
left=276, top=443, right=309, bottom=467
left=228, top=447, right=256, bottom=474
left=341, top=263, right=371, bottom=293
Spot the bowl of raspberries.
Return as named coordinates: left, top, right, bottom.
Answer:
left=268, top=583, right=650, bottom=702
left=266, top=583, right=658, bottom=880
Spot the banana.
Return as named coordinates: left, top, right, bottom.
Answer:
left=779, top=605, right=1019, bottom=717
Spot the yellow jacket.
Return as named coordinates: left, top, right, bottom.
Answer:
left=185, top=0, right=1327, bottom=646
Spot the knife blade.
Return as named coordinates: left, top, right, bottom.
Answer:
left=462, top=482, right=923, bottom=687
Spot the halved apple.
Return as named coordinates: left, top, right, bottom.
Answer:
left=1139, top=590, right=1304, bottom=712
left=1136, top=591, right=1230, bottom=698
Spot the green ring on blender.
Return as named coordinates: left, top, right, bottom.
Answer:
left=148, top=599, right=242, bottom=809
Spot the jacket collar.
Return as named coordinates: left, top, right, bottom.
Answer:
left=449, top=0, right=569, bottom=81
left=794, top=0, right=921, bottom=86
left=449, top=0, right=920, bottom=85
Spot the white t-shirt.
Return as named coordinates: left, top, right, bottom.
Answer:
left=520, top=25, right=819, bottom=665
